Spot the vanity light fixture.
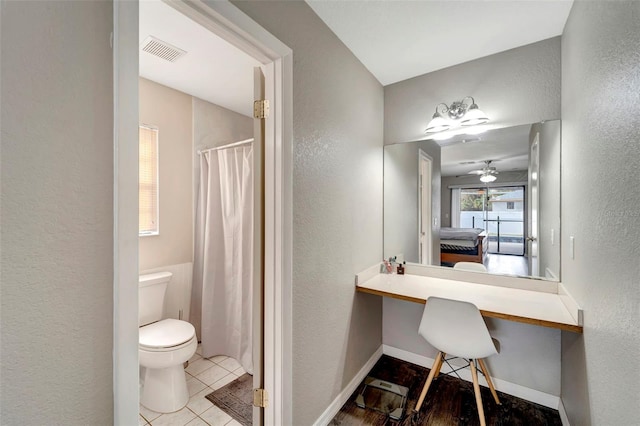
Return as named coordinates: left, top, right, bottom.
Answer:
left=425, top=96, right=489, bottom=133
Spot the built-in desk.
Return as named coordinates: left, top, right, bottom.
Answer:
left=356, top=269, right=583, bottom=333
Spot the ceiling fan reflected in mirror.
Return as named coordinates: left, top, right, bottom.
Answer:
left=468, top=160, right=499, bottom=183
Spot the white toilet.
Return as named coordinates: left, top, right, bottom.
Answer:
left=139, top=272, right=197, bottom=413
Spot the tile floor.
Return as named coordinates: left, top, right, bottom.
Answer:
left=139, top=344, right=247, bottom=426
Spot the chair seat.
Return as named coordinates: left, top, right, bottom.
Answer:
left=414, top=296, right=501, bottom=426
left=418, top=297, right=498, bottom=359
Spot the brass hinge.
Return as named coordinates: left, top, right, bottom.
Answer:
left=253, top=388, right=268, bottom=408
left=253, top=99, right=270, bottom=119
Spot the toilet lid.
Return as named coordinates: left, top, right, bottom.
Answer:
left=139, top=319, right=195, bottom=349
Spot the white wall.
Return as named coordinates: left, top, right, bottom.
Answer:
left=0, top=1, right=114, bottom=423
left=383, top=38, right=562, bottom=396
left=560, top=1, right=640, bottom=424
left=231, top=2, right=384, bottom=424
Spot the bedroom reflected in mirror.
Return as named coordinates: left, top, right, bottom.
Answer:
left=383, top=120, right=561, bottom=281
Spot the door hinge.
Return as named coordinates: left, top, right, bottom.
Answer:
left=253, top=388, right=268, bottom=408
left=253, top=99, right=270, bottom=119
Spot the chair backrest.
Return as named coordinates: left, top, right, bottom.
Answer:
left=418, top=297, right=497, bottom=359
left=453, top=262, right=488, bottom=273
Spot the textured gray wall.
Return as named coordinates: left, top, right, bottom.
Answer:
left=384, top=37, right=561, bottom=145
left=560, top=1, right=640, bottom=424
left=383, top=38, right=563, bottom=395
left=534, top=120, right=561, bottom=279
left=384, top=141, right=441, bottom=265
left=383, top=298, right=561, bottom=395
left=0, top=1, right=114, bottom=424
left=232, top=2, right=384, bottom=424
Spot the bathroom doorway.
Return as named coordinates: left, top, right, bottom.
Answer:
left=418, top=150, right=432, bottom=265
left=114, top=2, right=293, bottom=424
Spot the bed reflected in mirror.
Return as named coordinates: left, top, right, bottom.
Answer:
left=383, top=120, right=560, bottom=281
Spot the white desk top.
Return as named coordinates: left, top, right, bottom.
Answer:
left=356, top=273, right=583, bottom=333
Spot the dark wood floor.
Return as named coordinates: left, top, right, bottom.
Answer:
left=330, top=355, right=561, bottom=426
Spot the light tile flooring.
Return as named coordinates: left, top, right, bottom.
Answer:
left=139, top=344, right=247, bottom=426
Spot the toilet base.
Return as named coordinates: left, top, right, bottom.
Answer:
left=140, top=364, right=189, bottom=413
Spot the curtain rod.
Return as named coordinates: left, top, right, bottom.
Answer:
left=197, top=138, right=254, bottom=155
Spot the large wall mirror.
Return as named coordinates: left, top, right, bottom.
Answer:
left=384, top=120, right=560, bottom=281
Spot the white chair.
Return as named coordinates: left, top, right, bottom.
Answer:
left=414, top=297, right=501, bottom=426
left=453, top=261, right=488, bottom=272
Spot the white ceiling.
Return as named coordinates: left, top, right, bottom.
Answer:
left=139, top=1, right=569, bottom=174
left=139, top=1, right=260, bottom=117
left=306, top=0, right=573, bottom=86
left=440, top=124, right=531, bottom=177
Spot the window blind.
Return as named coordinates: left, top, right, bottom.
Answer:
left=139, top=126, right=158, bottom=234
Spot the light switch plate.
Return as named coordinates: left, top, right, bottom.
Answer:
left=570, top=236, right=575, bottom=259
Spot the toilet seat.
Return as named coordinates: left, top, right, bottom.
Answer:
left=139, top=319, right=195, bottom=351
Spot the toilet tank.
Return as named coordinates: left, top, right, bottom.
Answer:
left=139, top=272, right=172, bottom=327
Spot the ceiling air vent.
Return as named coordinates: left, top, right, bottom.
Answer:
left=141, top=36, right=187, bottom=63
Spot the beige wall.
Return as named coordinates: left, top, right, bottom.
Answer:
left=0, top=1, right=114, bottom=423
left=192, top=97, right=253, bottom=225
left=560, top=1, right=640, bottom=424
left=139, top=79, right=253, bottom=272
left=139, top=78, right=193, bottom=271
left=232, top=2, right=384, bottom=424
left=192, top=97, right=253, bottom=152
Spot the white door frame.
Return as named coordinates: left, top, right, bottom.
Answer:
left=528, top=132, right=540, bottom=276
left=419, top=150, right=432, bottom=265
left=113, top=1, right=293, bottom=425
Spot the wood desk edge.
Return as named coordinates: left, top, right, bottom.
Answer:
left=356, top=285, right=584, bottom=333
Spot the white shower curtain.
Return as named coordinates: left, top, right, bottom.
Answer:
left=191, top=143, right=253, bottom=375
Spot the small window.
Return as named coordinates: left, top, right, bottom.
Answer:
left=139, top=125, right=159, bottom=236
left=507, top=201, right=515, bottom=210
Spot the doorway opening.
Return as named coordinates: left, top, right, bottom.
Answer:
left=454, top=185, right=527, bottom=275
left=137, top=1, right=260, bottom=422
left=455, top=186, right=525, bottom=255
left=114, top=1, right=293, bottom=425
left=418, top=150, right=432, bottom=265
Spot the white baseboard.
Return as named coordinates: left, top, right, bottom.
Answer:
left=313, top=345, right=383, bottom=426
left=382, top=345, right=560, bottom=410
left=558, top=398, right=571, bottom=426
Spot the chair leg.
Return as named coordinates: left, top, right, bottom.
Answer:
left=433, top=353, right=446, bottom=377
left=478, top=358, right=501, bottom=405
left=414, top=351, right=444, bottom=413
left=470, top=360, right=486, bottom=426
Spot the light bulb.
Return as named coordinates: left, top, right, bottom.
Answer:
left=480, top=174, right=497, bottom=183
